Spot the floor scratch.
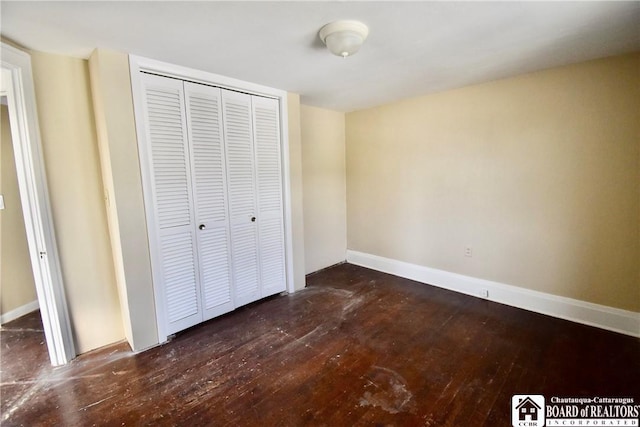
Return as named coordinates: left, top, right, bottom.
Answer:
left=79, top=395, right=114, bottom=411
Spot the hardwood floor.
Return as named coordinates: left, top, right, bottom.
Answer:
left=1, top=263, right=638, bottom=426
left=0, top=310, right=50, bottom=391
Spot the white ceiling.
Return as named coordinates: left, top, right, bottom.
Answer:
left=2, top=1, right=639, bottom=112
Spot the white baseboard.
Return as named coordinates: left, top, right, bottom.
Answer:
left=346, top=250, right=640, bottom=338
left=1, top=300, right=39, bottom=325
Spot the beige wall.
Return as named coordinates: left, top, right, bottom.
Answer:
left=31, top=52, right=124, bottom=352
left=1, top=105, right=38, bottom=316
left=88, top=49, right=157, bottom=351
left=346, top=53, right=640, bottom=312
left=300, top=105, right=346, bottom=274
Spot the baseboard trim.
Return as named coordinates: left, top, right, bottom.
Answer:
left=346, top=250, right=640, bottom=338
left=306, top=261, right=347, bottom=279
left=1, top=300, right=39, bottom=325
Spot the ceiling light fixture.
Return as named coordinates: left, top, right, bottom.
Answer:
left=319, top=20, right=369, bottom=58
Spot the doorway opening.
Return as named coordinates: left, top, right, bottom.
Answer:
left=1, top=42, right=75, bottom=366
left=1, top=95, right=38, bottom=323
left=1, top=96, right=50, bottom=386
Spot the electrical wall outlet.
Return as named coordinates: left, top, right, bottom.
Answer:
left=464, top=245, right=472, bottom=257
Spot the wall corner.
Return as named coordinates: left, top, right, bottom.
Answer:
left=88, top=48, right=159, bottom=351
left=286, top=93, right=307, bottom=291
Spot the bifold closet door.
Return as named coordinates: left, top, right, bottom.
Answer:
left=140, top=73, right=202, bottom=334
left=252, top=97, right=286, bottom=296
left=221, top=90, right=261, bottom=307
left=139, top=73, right=288, bottom=336
left=184, top=82, right=234, bottom=320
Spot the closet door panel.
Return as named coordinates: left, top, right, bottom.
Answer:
left=141, top=73, right=201, bottom=334
left=159, top=233, right=199, bottom=325
left=185, top=82, right=234, bottom=319
left=223, top=92, right=256, bottom=220
left=253, top=97, right=286, bottom=296
left=229, top=225, right=260, bottom=305
left=257, top=217, right=286, bottom=296
left=222, top=90, right=260, bottom=306
left=198, top=228, right=232, bottom=313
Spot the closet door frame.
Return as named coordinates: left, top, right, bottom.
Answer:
left=130, top=55, right=295, bottom=342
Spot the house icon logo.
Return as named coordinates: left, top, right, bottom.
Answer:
left=512, top=395, right=545, bottom=427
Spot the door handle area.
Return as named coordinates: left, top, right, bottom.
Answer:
left=199, top=224, right=206, bottom=230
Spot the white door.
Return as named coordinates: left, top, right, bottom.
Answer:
left=184, top=82, right=235, bottom=320
left=221, top=90, right=261, bottom=307
left=252, top=97, right=286, bottom=297
left=139, top=74, right=288, bottom=337
left=140, top=73, right=202, bottom=334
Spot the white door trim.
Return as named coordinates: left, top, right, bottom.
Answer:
left=1, top=42, right=76, bottom=365
left=129, top=55, right=295, bottom=343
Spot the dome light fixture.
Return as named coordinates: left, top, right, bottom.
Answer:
left=319, top=20, right=369, bottom=58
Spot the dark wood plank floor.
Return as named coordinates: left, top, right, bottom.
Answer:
left=1, top=309, right=49, bottom=380
left=1, top=263, right=638, bottom=426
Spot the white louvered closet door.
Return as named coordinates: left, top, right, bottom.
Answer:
left=140, top=73, right=202, bottom=335
left=184, top=82, right=234, bottom=320
left=221, top=90, right=261, bottom=307
left=252, top=97, right=286, bottom=297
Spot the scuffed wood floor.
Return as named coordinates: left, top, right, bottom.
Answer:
left=1, top=263, right=638, bottom=426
